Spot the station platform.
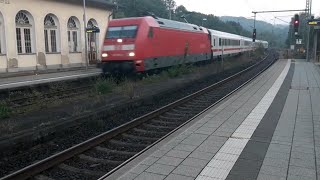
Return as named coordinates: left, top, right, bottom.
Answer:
left=105, top=59, right=320, bottom=180
left=0, top=68, right=101, bottom=90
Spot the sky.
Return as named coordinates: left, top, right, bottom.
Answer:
left=174, top=0, right=320, bottom=25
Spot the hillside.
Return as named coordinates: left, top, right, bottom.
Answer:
left=220, top=16, right=289, bottom=47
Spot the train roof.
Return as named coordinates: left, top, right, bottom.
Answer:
left=156, top=17, right=208, bottom=33
left=109, top=16, right=268, bottom=44
left=208, top=29, right=243, bottom=40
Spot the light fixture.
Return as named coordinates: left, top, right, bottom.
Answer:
left=117, top=39, right=123, bottom=43
left=102, top=53, right=108, bottom=57
left=129, top=52, right=135, bottom=57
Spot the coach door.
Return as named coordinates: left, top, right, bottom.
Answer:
left=87, top=19, right=99, bottom=64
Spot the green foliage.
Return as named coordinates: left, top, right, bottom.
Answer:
left=94, top=78, right=115, bottom=95
left=141, top=64, right=195, bottom=84
left=251, top=45, right=265, bottom=59
left=141, top=74, right=164, bottom=84
left=0, top=101, right=10, bottom=119
left=114, top=0, right=169, bottom=18
left=166, top=66, right=181, bottom=78
left=166, top=64, right=194, bottom=78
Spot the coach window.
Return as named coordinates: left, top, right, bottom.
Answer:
left=15, top=10, right=35, bottom=54
left=67, top=17, right=80, bottom=53
left=0, top=12, right=5, bottom=54
left=219, top=38, right=221, bottom=46
left=44, top=14, right=60, bottom=53
left=213, top=39, right=216, bottom=47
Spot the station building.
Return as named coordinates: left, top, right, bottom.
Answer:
left=0, top=0, right=114, bottom=73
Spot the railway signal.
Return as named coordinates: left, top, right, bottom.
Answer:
left=293, top=14, right=299, bottom=35
left=252, top=29, right=256, bottom=42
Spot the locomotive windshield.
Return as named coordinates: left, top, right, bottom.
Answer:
left=106, top=25, right=138, bottom=39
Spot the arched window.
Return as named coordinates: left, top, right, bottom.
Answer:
left=44, top=14, right=60, bottom=53
left=67, top=17, right=80, bottom=52
left=0, top=12, right=5, bottom=54
left=15, top=11, right=35, bottom=54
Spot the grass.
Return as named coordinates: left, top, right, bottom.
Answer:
left=0, top=120, right=14, bottom=135
left=119, top=79, right=136, bottom=99
left=0, top=101, right=10, bottom=119
left=94, top=77, right=116, bottom=95
left=141, top=64, right=196, bottom=84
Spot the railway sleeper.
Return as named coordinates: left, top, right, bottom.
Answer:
left=122, top=133, right=159, bottom=142
left=34, top=174, right=55, bottom=180
left=159, top=114, right=183, bottom=121
left=147, top=121, right=182, bottom=128
left=151, top=119, right=182, bottom=125
left=200, top=93, right=219, bottom=98
left=78, top=154, right=123, bottom=166
left=181, top=103, right=207, bottom=109
left=95, top=146, right=138, bottom=156
left=58, top=163, right=105, bottom=177
left=163, top=111, right=185, bottom=117
left=132, top=128, right=168, bottom=136
left=185, top=104, right=208, bottom=110
left=127, top=129, right=164, bottom=139
left=109, top=139, right=149, bottom=148
left=171, top=108, right=193, bottom=114
left=191, top=99, right=211, bottom=104
left=176, top=106, right=201, bottom=111
left=143, top=123, right=176, bottom=131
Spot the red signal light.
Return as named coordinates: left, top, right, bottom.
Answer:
left=294, top=20, right=299, bottom=24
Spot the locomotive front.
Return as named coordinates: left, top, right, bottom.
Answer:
left=101, top=18, right=146, bottom=74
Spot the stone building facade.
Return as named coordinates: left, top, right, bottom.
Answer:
left=0, top=0, right=113, bottom=72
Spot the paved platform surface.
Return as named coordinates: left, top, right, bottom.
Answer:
left=105, top=59, right=320, bottom=180
left=0, top=68, right=101, bottom=90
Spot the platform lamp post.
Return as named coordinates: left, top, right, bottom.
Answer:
left=83, top=0, right=89, bottom=70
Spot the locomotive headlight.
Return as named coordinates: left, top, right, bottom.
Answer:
left=129, top=52, right=135, bottom=57
left=102, top=53, right=108, bottom=57
left=117, top=39, right=123, bottom=43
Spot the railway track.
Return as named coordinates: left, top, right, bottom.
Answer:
left=0, top=53, right=278, bottom=180
left=0, top=78, right=96, bottom=110
left=7, top=85, right=93, bottom=108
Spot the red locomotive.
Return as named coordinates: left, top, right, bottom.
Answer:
left=101, top=16, right=268, bottom=74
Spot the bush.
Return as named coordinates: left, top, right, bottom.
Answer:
left=142, top=74, right=163, bottom=84
left=166, top=64, right=195, bottom=78
left=119, top=79, right=136, bottom=99
left=94, top=78, right=115, bottom=95
left=0, top=101, right=10, bottom=119
left=167, top=66, right=181, bottom=78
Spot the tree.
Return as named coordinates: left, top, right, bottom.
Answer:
left=163, top=0, right=176, bottom=19
left=115, top=0, right=168, bottom=18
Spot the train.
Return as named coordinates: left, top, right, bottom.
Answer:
left=101, top=16, right=268, bottom=74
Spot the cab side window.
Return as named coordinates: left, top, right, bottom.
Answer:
left=148, top=27, right=154, bottom=38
